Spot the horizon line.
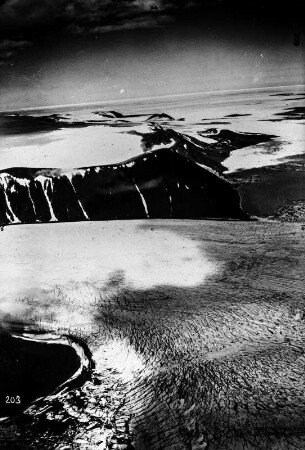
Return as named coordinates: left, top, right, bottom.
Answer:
left=1, top=83, right=304, bottom=113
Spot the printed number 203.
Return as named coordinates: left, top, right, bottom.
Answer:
left=6, top=396, right=21, bottom=404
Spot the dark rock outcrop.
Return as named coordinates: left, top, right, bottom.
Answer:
left=270, top=200, right=305, bottom=222
left=146, top=113, right=175, bottom=121
left=93, top=111, right=124, bottom=118
left=130, top=126, right=275, bottom=173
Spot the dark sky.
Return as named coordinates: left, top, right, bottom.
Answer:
left=0, top=0, right=304, bottom=109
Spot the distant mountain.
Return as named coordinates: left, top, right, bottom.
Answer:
left=131, top=125, right=275, bottom=173
left=199, top=128, right=275, bottom=147
left=224, top=114, right=251, bottom=118
left=146, top=113, right=175, bottom=121
left=0, top=148, right=248, bottom=226
left=93, top=111, right=124, bottom=118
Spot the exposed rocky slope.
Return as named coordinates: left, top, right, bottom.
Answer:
left=270, top=200, right=305, bottom=222
left=0, top=112, right=276, bottom=226
left=0, top=148, right=249, bottom=226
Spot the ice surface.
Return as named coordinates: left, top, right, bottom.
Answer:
left=0, top=85, right=304, bottom=173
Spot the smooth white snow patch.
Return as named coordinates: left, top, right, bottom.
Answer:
left=223, top=118, right=305, bottom=173
left=94, top=339, right=146, bottom=383
left=0, top=126, right=144, bottom=170
left=151, top=138, right=176, bottom=151
left=0, top=221, right=218, bottom=324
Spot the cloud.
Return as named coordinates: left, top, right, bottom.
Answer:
left=0, top=0, right=198, bottom=38
left=0, top=0, right=301, bottom=41
left=0, top=39, right=32, bottom=52
left=68, top=12, right=173, bottom=35
left=0, top=39, right=32, bottom=64
left=63, top=0, right=174, bottom=35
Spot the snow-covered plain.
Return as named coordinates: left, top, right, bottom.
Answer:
left=0, top=85, right=304, bottom=172
left=0, top=221, right=218, bottom=324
